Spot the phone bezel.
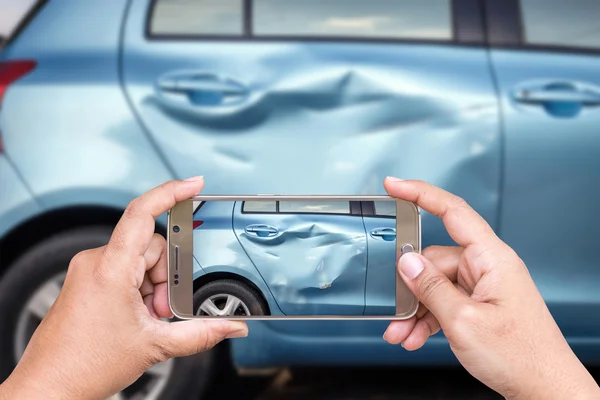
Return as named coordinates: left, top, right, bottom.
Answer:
left=168, top=195, right=420, bottom=320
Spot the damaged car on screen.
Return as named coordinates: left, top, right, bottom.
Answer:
left=192, top=199, right=397, bottom=317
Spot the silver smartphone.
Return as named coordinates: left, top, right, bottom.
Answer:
left=167, top=195, right=420, bottom=320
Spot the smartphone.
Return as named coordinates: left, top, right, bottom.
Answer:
left=168, top=195, right=420, bottom=320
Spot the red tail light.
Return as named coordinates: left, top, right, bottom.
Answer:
left=0, top=60, right=36, bottom=105
left=193, top=220, right=204, bottom=229
left=0, top=60, right=36, bottom=153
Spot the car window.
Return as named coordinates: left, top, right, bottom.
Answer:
left=279, top=201, right=350, bottom=215
left=520, top=0, right=600, bottom=50
left=148, top=0, right=452, bottom=41
left=149, top=0, right=243, bottom=36
left=0, top=0, right=39, bottom=45
left=253, top=0, right=452, bottom=40
left=373, top=201, right=396, bottom=217
left=242, top=201, right=277, bottom=213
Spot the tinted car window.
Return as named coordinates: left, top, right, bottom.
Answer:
left=253, top=0, right=452, bottom=40
left=243, top=201, right=277, bottom=213
left=279, top=201, right=350, bottom=214
left=150, top=0, right=243, bottom=36
left=521, top=0, right=600, bottom=50
left=373, top=201, right=396, bottom=217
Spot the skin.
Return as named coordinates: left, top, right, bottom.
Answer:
left=382, top=177, right=600, bottom=399
left=0, top=177, right=248, bottom=400
left=0, top=176, right=598, bottom=399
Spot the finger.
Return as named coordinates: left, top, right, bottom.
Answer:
left=140, top=273, right=154, bottom=298
left=147, top=239, right=168, bottom=286
left=402, top=311, right=441, bottom=351
left=383, top=317, right=416, bottom=345
left=384, top=178, right=496, bottom=248
left=398, top=252, right=471, bottom=327
left=415, top=302, right=428, bottom=319
left=144, top=234, right=166, bottom=273
left=422, top=246, right=462, bottom=282
left=153, top=282, right=173, bottom=319
left=143, top=293, right=158, bottom=319
left=108, top=177, right=204, bottom=261
left=144, top=237, right=172, bottom=318
left=158, top=319, right=248, bottom=358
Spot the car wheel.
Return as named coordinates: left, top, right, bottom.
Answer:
left=0, top=227, right=223, bottom=400
left=194, top=279, right=269, bottom=316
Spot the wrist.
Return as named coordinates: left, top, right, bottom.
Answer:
left=0, top=367, right=75, bottom=400
left=506, top=360, right=600, bottom=400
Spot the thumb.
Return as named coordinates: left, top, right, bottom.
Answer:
left=158, top=319, right=248, bottom=358
left=399, top=252, right=470, bottom=327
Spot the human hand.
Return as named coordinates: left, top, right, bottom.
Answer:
left=0, top=177, right=248, bottom=400
left=382, top=177, right=599, bottom=399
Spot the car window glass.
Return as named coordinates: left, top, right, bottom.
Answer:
left=242, top=201, right=277, bottom=213
left=521, top=0, right=600, bottom=50
left=0, top=0, right=38, bottom=43
left=253, top=0, right=452, bottom=40
left=373, top=201, right=396, bottom=217
left=150, top=0, right=243, bottom=36
left=279, top=201, right=350, bottom=214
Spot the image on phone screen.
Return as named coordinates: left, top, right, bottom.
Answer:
left=169, top=197, right=419, bottom=319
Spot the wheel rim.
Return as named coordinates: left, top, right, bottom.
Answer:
left=197, top=294, right=251, bottom=316
left=14, top=272, right=174, bottom=400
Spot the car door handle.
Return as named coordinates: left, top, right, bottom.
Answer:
left=155, top=70, right=258, bottom=116
left=245, top=224, right=279, bottom=238
left=370, top=228, right=396, bottom=241
left=513, top=81, right=600, bottom=106
left=514, top=89, right=600, bottom=105
left=158, top=76, right=248, bottom=96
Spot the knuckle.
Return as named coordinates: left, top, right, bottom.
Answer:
left=417, top=273, right=449, bottom=302
left=445, top=304, right=480, bottom=348
left=124, top=198, right=143, bottom=218
left=422, top=245, right=443, bottom=259
left=149, top=329, right=174, bottom=362
left=451, top=195, right=469, bottom=210
left=68, top=250, right=89, bottom=269
left=454, top=303, right=479, bottom=326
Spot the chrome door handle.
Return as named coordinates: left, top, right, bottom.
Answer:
left=370, top=228, right=396, bottom=241
left=513, top=81, right=600, bottom=106
left=514, top=89, right=600, bottom=105
left=245, top=224, right=279, bottom=238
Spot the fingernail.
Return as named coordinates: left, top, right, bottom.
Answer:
left=400, top=253, right=424, bottom=280
left=184, top=176, right=204, bottom=182
left=226, top=329, right=248, bottom=339
left=386, top=176, right=404, bottom=182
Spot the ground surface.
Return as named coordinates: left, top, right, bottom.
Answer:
left=205, top=366, right=600, bottom=399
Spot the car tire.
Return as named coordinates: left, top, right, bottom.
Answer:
left=194, top=279, right=269, bottom=316
left=0, top=227, right=224, bottom=400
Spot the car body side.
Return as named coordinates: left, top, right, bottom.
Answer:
left=2, top=0, right=600, bottom=370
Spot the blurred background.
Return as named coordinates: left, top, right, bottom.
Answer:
left=1, top=0, right=599, bottom=399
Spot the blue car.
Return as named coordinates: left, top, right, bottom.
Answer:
left=192, top=199, right=397, bottom=317
left=1, top=0, right=600, bottom=398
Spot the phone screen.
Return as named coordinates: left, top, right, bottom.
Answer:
left=169, top=197, right=419, bottom=319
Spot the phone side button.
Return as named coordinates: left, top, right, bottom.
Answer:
left=174, top=245, right=179, bottom=271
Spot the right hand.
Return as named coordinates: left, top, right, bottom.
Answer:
left=382, top=177, right=600, bottom=400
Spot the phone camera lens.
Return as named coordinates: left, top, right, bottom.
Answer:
left=173, top=225, right=180, bottom=233
left=174, top=279, right=179, bottom=285
left=174, top=274, right=179, bottom=279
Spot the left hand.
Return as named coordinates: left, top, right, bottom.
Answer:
left=0, top=177, right=248, bottom=400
